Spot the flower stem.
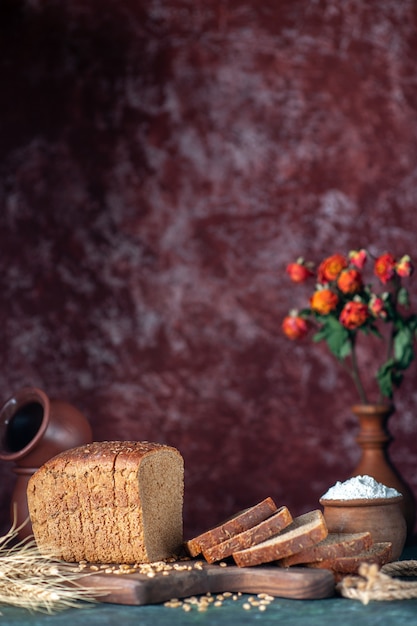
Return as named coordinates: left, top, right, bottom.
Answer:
left=378, top=278, right=399, bottom=403
left=386, top=280, right=400, bottom=360
left=350, top=336, right=368, bottom=404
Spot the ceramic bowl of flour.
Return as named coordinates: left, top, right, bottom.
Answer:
left=319, top=475, right=406, bottom=561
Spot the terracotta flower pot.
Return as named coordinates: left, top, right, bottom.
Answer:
left=0, top=386, right=93, bottom=538
left=350, top=403, right=415, bottom=540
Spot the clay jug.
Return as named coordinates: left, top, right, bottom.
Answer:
left=0, top=386, right=93, bottom=538
left=350, top=403, right=415, bottom=541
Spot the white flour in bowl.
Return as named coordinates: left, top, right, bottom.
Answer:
left=321, top=474, right=401, bottom=500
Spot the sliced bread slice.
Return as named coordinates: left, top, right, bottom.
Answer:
left=233, top=509, right=328, bottom=568
left=276, top=531, right=373, bottom=567
left=185, top=497, right=277, bottom=557
left=307, top=541, right=393, bottom=575
left=203, top=506, right=293, bottom=563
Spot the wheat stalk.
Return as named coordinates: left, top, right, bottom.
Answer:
left=0, top=518, right=102, bottom=613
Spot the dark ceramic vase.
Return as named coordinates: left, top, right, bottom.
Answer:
left=350, top=403, right=415, bottom=541
left=0, top=386, right=93, bottom=538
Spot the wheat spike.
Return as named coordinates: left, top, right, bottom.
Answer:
left=0, top=517, right=102, bottom=613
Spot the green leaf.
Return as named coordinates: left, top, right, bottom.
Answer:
left=397, top=287, right=410, bottom=307
left=312, top=317, right=351, bottom=360
left=377, top=359, right=405, bottom=399
left=394, top=326, right=414, bottom=370
left=338, top=337, right=353, bottom=359
left=312, top=328, right=328, bottom=343
left=408, top=314, right=417, bottom=332
left=327, top=330, right=351, bottom=359
left=382, top=294, right=396, bottom=319
left=376, top=360, right=395, bottom=399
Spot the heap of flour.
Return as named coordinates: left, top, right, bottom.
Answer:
left=321, top=474, right=402, bottom=500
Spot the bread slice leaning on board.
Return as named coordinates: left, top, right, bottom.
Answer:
left=202, top=506, right=293, bottom=563
left=276, top=531, right=373, bottom=567
left=232, top=510, right=328, bottom=567
left=306, top=541, right=393, bottom=576
left=185, top=496, right=278, bottom=557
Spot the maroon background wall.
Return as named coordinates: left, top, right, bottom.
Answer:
left=1, top=0, right=417, bottom=540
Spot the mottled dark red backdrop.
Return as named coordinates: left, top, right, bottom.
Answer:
left=0, top=0, right=417, bottom=540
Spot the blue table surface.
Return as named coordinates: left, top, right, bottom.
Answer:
left=2, top=545, right=417, bottom=626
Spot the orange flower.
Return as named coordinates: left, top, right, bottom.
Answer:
left=348, top=249, right=367, bottom=269
left=337, top=268, right=363, bottom=294
left=282, top=315, right=309, bottom=340
left=339, top=301, right=369, bottom=329
left=374, top=253, right=396, bottom=284
left=310, top=288, right=339, bottom=315
left=282, top=247, right=416, bottom=402
left=286, top=260, right=314, bottom=283
left=396, top=254, right=413, bottom=278
left=317, top=254, right=347, bottom=283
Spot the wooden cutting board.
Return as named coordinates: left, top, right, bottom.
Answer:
left=80, top=562, right=335, bottom=605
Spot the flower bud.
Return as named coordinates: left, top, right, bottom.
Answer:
left=369, top=294, right=387, bottom=319
left=282, top=314, right=309, bottom=340
left=285, top=260, right=314, bottom=283
left=348, top=249, right=367, bottom=269
left=396, top=254, right=413, bottom=278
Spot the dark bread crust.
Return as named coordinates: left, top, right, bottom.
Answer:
left=232, top=510, right=328, bottom=567
left=277, top=531, right=373, bottom=567
left=41, top=440, right=178, bottom=468
left=185, top=497, right=278, bottom=557
left=307, top=541, right=393, bottom=575
left=203, top=506, right=293, bottom=563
